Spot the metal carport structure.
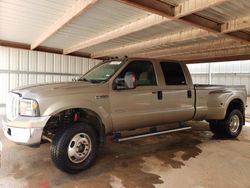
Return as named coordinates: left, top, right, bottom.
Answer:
left=1, top=0, right=249, bottom=62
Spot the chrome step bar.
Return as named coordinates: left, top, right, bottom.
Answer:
left=115, top=126, right=191, bottom=142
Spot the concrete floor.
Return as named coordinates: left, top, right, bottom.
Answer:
left=0, top=120, right=250, bottom=188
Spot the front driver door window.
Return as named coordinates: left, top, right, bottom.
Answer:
left=118, top=60, right=157, bottom=86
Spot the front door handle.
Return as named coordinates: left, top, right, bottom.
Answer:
left=187, top=90, right=192, bottom=98
left=152, top=91, right=163, bottom=100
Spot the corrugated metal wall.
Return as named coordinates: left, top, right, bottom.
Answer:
left=188, top=61, right=250, bottom=117
left=0, top=46, right=101, bottom=114
left=188, top=60, right=250, bottom=95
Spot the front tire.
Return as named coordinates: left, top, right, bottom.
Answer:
left=51, top=123, right=98, bottom=174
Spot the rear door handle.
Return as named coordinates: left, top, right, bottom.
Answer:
left=187, top=90, right=192, bottom=98
left=152, top=91, right=163, bottom=100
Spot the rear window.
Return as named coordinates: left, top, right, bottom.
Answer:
left=160, top=62, right=187, bottom=85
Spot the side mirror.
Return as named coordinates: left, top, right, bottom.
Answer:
left=124, top=72, right=136, bottom=89
left=113, top=72, right=136, bottom=90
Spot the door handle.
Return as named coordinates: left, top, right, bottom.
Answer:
left=187, top=90, right=192, bottom=98
left=152, top=91, right=163, bottom=100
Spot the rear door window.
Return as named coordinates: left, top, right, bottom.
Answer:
left=160, top=62, right=187, bottom=85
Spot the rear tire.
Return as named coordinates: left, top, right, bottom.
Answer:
left=209, top=121, right=221, bottom=135
left=51, top=122, right=98, bottom=174
left=209, top=109, right=243, bottom=138
left=220, top=109, right=243, bottom=138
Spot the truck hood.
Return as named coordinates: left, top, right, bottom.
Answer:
left=12, top=81, right=102, bottom=99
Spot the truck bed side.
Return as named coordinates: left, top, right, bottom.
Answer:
left=193, top=84, right=247, bottom=121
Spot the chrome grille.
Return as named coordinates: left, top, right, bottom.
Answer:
left=6, top=93, right=20, bottom=120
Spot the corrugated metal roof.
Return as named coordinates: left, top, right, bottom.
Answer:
left=196, top=0, right=250, bottom=23
left=80, top=21, right=192, bottom=53
left=42, top=0, right=150, bottom=49
left=0, top=0, right=76, bottom=43
left=80, top=28, right=219, bottom=55
left=1, top=0, right=250, bottom=62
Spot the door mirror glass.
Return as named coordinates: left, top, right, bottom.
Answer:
left=114, top=72, right=136, bottom=90
left=124, top=72, right=136, bottom=89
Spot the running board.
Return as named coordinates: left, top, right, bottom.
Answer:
left=114, top=126, right=191, bottom=143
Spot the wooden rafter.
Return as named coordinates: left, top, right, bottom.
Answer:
left=164, top=45, right=250, bottom=61
left=112, top=0, right=250, bottom=51
left=30, top=0, right=98, bottom=50
left=184, top=55, right=250, bottom=63
left=132, top=38, right=243, bottom=58
left=91, top=0, right=250, bottom=58
left=64, top=15, right=168, bottom=54
left=65, top=0, right=229, bottom=54
left=0, top=40, right=91, bottom=58
left=91, top=28, right=210, bottom=58
left=115, top=0, right=175, bottom=17
left=221, top=15, right=250, bottom=33
left=174, top=0, right=228, bottom=18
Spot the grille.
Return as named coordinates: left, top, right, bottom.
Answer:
left=6, top=93, right=20, bottom=120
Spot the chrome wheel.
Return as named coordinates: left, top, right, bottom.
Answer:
left=67, top=133, right=92, bottom=164
left=229, top=114, right=240, bottom=134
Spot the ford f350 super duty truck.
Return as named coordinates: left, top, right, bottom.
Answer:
left=2, top=58, right=247, bottom=173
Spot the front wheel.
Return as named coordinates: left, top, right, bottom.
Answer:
left=51, top=123, right=98, bottom=174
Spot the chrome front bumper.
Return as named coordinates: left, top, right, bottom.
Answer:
left=2, top=115, right=50, bottom=146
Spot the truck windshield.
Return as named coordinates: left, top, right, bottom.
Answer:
left=78, top=61, right=123, bottom=83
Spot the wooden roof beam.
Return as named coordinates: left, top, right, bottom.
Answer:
left=115, top=0, right=175, bottom=17
left=175, top=0, right=228, bottom=18
left=30, top=0, right=98, bottom=50
left=221, top=16, right=250, bottom=43
left=175, top=0, right=250, bottom=43
left=64, top=15, right=168, bottom=54
left=183, top=54, right=250, bottom=64
left=116, top=0, right=249, bottom=46
left=91, top=28, right=210, bottom=58
left=181, top=15, right=250, bottom=43
left=133, top=38, right=243, bottom=58
left=65, top=0, right=228, bottom=54
left=221, top=16, right=250, bottom=33
left=163, top=45, right=250, bottom=61
left=92, top=13, right=250, bottom=58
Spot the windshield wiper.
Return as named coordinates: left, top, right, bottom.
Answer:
left=79, top=77, right=107, bottom=84
left=80, top=77, right=90, bottom=82
left=90, top=79, right=106, bottom=83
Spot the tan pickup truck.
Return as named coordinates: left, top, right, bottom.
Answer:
left=2, top=58, right=247, bottom=173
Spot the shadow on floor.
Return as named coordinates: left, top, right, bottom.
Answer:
left=1, top=121, right=247, bottom=188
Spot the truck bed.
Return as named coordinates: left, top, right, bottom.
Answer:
left=193, top=84, right=247, bottom=121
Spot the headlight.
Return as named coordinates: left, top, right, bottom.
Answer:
left=19, top=99, right=39, bottom=116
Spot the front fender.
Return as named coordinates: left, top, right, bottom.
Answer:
left=42, top=98, right=113, bottom=134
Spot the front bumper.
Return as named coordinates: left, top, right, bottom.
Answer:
left=2, top=115, right=50, bottom=146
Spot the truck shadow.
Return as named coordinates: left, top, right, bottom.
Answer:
left=5, top=122, right=218, bottom=188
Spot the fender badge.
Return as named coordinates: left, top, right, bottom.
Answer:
left=95, top=95, right=109, bottom=99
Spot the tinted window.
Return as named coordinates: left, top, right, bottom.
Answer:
left=160, top=62, right=186, bottom=85
left=119, top=61, right=157, bottom=86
